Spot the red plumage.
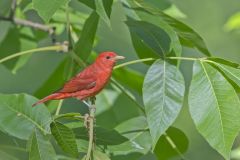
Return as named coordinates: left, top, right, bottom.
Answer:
left=32, top=52, right=125, bottom=107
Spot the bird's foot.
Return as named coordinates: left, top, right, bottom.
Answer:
left=83, top=113, right=95, bottom=128
left=84, top=113, right=89, bottom=128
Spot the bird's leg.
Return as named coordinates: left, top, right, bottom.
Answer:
left=83, top=100, right=91, bottom=107
left=83, top=99, right=96, bottom=119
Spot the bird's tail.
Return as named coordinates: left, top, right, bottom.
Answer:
left=32, top=93, right=69, bottom=107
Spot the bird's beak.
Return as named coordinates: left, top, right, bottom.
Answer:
left=114, top=55, right=125, bottom=60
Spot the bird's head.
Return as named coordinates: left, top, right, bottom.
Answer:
left=96, top=52, right=125, bottom=68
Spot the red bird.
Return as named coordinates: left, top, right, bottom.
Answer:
left=32, top=52, right=125, bottom=106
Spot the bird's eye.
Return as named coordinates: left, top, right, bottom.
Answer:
left=106, top=56, right=111, bottom=59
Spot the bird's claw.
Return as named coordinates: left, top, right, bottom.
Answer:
left=83, top=113, right=95, bottom=128
left=84, top=113, right=89, bottom=128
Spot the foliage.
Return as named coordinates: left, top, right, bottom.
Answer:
left=0, top=0, right=240, bottom=160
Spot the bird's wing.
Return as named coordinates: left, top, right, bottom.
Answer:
left=57, top=69, right=97, bottom=93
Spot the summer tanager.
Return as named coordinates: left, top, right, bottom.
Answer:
left=32, top=52, right=125, bottom=106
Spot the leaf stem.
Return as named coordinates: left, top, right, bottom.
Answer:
left=113, top=56, right=204, bottom=70
left=54, top=112, right=83, bottom=120
left=55, top=100, right=64, bottom=116
left=0, top=45, right=67, bottom=64
left=114, top=58, right=155, bottom=69
left=166, top=57, right=204, bottom=61
left=163, top=133, right=189, bottom=160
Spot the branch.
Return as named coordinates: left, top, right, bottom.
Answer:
left=14, top=18, right=55, bottom=33
left=85, top=98, right=96, bottom=160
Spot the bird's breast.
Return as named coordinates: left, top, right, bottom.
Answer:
left=93, top=69, right=112, bottom=92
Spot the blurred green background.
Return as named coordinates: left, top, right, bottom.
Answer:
left=0, top=0, right=240, bottom=159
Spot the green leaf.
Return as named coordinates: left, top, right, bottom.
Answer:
left=33, top=0, right=70, bottom=22
left=12, top=54, right=32, bottom=74
left=0, top=28, right=20, bottom=69
left=207, top=57, right=240, bottom=68
left=0, top=21, right=11, bottom=44
left=77, top=0, right=95, bottom=9
left=208, top=61, right=240, bottom=89
left=0, top=150, right=19, bottom=160
left=0, top=94, right=52, bottom=140
left=109, top=116, right=151, bottom=154
left=65, top=122, right=84, bottom=129
left=52, top=9, right=88, bottom=25
left=34, top=58, right=70, bottom=98
left=0, top=0, right=11, bottom=15
left=189, top=61, right=240, bottom=159
left=74, top=127, right=128, bottom=145
left=154, top=127, right=188, bottom=160
left=126, top=18, right=171, bottom=59
left=124, top=0, right=210, bottom=56
left=113, top=67, right=144, bottom=94
left=76, top=139, right=89, bottom=153
left=74, top=11, right=99, bottom=61
left=56, top=155, right=79, bottom=160
left=12, top=28, right=37, bottom=74
left=224, top=12, right=240, bottom=31
left=93, top=150, right=111, bottom=160
left=124, top=3, right=182, bottom=59
left=163, top=4, right=187, bottom=19
left=143, top=59, right=185, bottom=148
left=51, top=122, right=78, bottom=157
left=95, top=0, right=111, bottom=28
left=78, top=0, right=113, bottom=27
left=80, top=155, right=87, bottom=160
left=102, top=0, right=113, bottom=17
left=29, top=129, right=57, bottom=160
left=96, top=89, right=120, bottom=116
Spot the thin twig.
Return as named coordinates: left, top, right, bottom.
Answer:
left=0, top=16, right=54, bottom=34
left=14, top=18, right=54, bottom=33
left=0, top=44, right=68, bottom=64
